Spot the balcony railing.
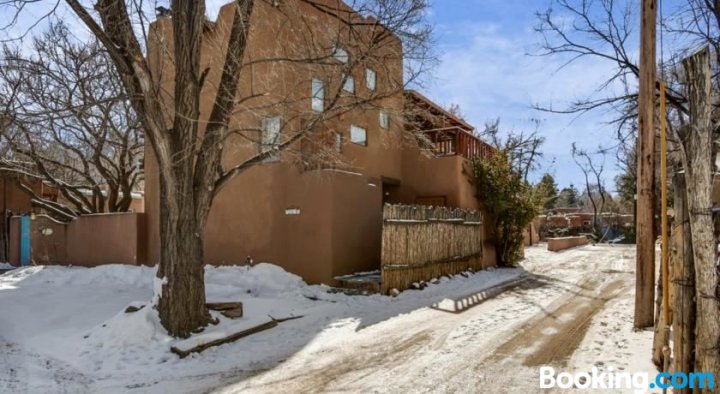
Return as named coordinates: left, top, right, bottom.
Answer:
left=423, top=127, right=494, bottom=160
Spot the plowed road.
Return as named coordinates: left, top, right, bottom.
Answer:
left=215, top=244, right=651, bottom=393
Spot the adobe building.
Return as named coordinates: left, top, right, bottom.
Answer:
left=144, top=0, right=497, bottom=285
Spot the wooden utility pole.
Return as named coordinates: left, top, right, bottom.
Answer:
left=634, top=0, right=657, bottom=329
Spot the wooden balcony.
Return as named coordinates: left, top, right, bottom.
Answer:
left=424, top=127, right=494, bottom=160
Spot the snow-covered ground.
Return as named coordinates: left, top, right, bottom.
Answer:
left=0, top=259, right=521, bottom=392
left=0, top=244, right=656, bottom=393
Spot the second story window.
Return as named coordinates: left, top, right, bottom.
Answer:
left=334, top=45, right=349, bottom=63
left=311, top=78, right=324, bottom=112
left=379, top=110, right=389, bottom=130
left=335, top=132, right=343, bottom=153
left=350, top=125, right=367, bottom=146
left=342, top=74, right=355, bottom=93
left=261, top=116, right=281, bottom=161
left=366, top=68, right=376, bottom=91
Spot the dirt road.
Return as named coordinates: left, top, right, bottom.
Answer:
left=215, top=244, right=641, bottom=393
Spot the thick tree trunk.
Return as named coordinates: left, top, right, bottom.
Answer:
left=680, top=47, right=719, bottom=384
left=156, top=173, right=213, bottom=338
left=671, top=173, right=695, bottom=386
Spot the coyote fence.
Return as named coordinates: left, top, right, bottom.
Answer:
left=381, top=204, right=483, bottom=293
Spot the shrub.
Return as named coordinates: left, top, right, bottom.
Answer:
left=467, top=152, right=540, bottom=265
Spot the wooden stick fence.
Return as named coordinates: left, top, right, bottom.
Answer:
left=381, top=204, right=483, bottom=293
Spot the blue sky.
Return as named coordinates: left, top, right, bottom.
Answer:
left=421, top=0, right=634, bottom=191
left=2, top=0, right=677, bottom=192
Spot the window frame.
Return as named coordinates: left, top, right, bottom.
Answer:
left=260, top=116, right=282, bottom=162
left=366, top=68, right=376, bottom=91
left=311, top=78, right=325, bottom=112
left=334, top=132, right=343, bottom=153
left=350, top=125, right=367, bottom=146
left=334, top=45, right=349, bottom=63
left=379, top=110, right=390, bottom=130
left=342, top=74, right=355, bottom=93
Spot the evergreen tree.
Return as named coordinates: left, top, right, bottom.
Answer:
left=557, top=184, right=580, bottom=207
left=534, top=173, right=559, bottom=210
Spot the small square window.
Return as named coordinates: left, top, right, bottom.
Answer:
left=379, top=111, right=389, bottom=129
left=334, top=45, right=348, bottom=63
left=350, top=125, right=367, bottom=146
left=335, top=132, right=343, bottom=153
left=311, top=78, right=324, bottom=112
left=342, top=74, right=355, bottom=93
left=261, top=116, right=281, bottom=161
left=366, top=68, right=376, bottom=91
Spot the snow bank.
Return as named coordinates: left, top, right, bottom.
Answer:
left=0, top=264, right=155, bottom=288
left=0, top=262, right=13, bottom=270
left=205, top=263, right=307, bottom=299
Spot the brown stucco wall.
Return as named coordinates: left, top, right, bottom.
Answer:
left=8, top=217, right=19, bottom=266
left=0, top=176, right=33, bottom=215
left=142, top=0, right=498, bottom=284
left=8, top=213, right=146, bottom=267
left=523, top=223, right=539, bottom=246
left=547, top=236, right=589, bottom=252
left=28, top=215, right=68, bottom=265
left=66, top=213, right=146, bottom=266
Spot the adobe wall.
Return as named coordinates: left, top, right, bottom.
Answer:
left=330, top=171, right=383, bottom=277
left=547, top=236, right=589, bottom=252
left=27, top=215, right=67, bottom=265
left=8, top=213, right=146, bottom=267
left=0, top=176, right=33, bottom=214
left=66, top=213, right=146, bottom=266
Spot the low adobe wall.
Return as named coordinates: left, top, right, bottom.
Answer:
left=8, top=212, right=146, bottom=267
left=547, top=236, right=589, bottom=252
left=66, top=213, right=146, bottom=266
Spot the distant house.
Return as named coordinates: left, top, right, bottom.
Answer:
left=143, top=0, right=498, bottom=285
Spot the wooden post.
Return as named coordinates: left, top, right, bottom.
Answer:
left=680, top=47, right=720, bottom=380
left=660, top=81, right=669, bottom=326
left=652, top=88, right=670, bottom=367
left=671, top=172, right=695, bottom=385
left=635, top=0, right=657, bottom=329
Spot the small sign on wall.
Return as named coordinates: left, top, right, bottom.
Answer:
left=285, top=207, right=301, bottom=216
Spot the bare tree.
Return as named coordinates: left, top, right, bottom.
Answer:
left=571, top=143, right=606, bottom=238
left=479, top=118, right=545, bottom=182
left=0, top=0, right=434, bottom=337
left=0, top=22, right=143, bottom=220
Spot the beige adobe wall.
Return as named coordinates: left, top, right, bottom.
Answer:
left=547, top=236, right=589, bottom=252
left=8, top=213, right=146, bottom=267
left=398, top=147, right=476, bottom=208
left=66, top=213, right=146, bottom=266
left=329, top=171, right=383, bottom=277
